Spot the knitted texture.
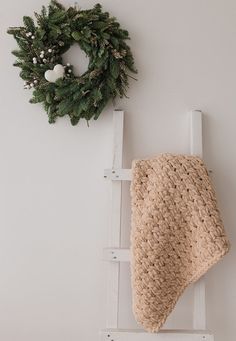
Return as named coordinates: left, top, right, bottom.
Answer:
left=130, top=154, right=230, bottom=332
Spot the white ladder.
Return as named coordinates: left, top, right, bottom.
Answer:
left=101, top=110, right=214, bottom=341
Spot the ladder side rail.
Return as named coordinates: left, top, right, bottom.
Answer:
left=106, top=110, right=124, bottom=328
left=190, top=110, right=206, bottom=331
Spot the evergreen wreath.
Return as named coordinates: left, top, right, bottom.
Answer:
left=7, top=1, right=136, bottom=125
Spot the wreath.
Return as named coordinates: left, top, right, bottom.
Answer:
left=7, top=1, right=136, bottom=125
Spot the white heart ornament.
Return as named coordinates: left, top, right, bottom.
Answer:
left=44, top=64, right=65, bottom=83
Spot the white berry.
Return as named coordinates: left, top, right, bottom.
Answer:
left=30, top=83, right=34, bottom=87
left=68, top=69, right=72, bottom=73
left=31, top=36, right=35, bottom=39
left=48, top=49, right=52, bottom=53
left=28, top=32, right=32, bottom=36
left=33, top=60, right=37, bottom=64
left=66, top=63, right=70, bottom=66
left=34, top=80, right=38, bottom=84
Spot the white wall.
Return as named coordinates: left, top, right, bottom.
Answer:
left=1, top=0, right=236, bottom=340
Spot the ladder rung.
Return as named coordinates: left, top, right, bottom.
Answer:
left=104, top=168, right=132, bottom=181
left=100, top=329, right=214, bottom=341
left=104, top=168, right=212, bottom=181
left=103, top=248, right=130, bottom=262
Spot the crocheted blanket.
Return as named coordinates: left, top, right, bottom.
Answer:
left=130, top=154, right=230, bottom=332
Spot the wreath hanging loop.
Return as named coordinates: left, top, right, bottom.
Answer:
left=8, top=0, right=137, bottom=125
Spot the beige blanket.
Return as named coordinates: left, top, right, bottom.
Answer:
left=130, top=154, right=230, bottom=332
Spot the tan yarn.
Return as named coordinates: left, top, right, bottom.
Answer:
left=130, top=154, right=230, bottom=333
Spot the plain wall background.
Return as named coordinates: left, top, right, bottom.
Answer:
left=1, top=0, right=235, bottom=340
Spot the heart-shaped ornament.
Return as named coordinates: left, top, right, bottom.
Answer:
left=44, top=64, right=65, bottom=83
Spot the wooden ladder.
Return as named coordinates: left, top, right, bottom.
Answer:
left=100, top=110, right=214, bottom=341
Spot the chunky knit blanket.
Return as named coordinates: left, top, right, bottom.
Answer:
left=130, top=154, right=230, bottom=332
